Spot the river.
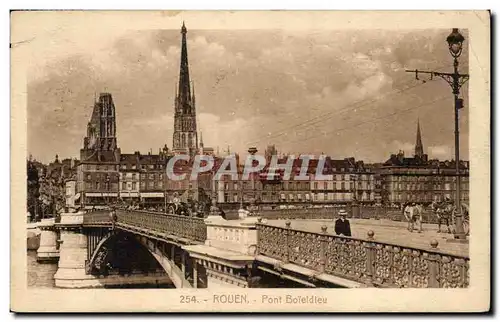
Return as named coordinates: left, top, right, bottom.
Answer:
left=27, top=250, right=58, bottom=288
left=27, top=251, right=174, bottom=289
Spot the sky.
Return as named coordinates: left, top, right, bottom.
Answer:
left=25, top=17, right=469, bottom=164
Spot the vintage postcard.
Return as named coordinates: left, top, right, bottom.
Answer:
left=11, top=10, right=490, bottom=312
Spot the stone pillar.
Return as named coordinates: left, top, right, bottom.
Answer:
left=53, top=212, right=91, bottom=288
left=181, top=251, right=186, bottom=276
left=54, top=229, right=89, bottom=288
left=193, top=259, right=198, bottom=288
left=36, top=218, right=59, bottom=263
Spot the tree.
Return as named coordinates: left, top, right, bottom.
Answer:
left=27, top=159, right=40, bottom=222
left=38, top=174, right=65, bottom=218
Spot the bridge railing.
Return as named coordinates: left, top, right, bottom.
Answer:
left=115, top=209, right=207, bottom=243
left=256, top=221, right=469, bottom=288
left=82, top=210, right=112, bottom=226
left=243, top=206, right=442, bottom=223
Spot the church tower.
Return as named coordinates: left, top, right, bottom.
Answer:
left=83, top=92, right=118, bottom=154
left=414, top=118, right=424, bottom=158
left=172, top=22, right=198, bottom=156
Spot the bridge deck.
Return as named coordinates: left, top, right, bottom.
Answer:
left=265, top=218, right=469, bottom=257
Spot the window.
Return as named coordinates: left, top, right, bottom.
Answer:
left=96, top=182, right=100, bottom=190
left=148, top=181, right=154, bottom=188
left=158, top=181, right=163, bottom=188
left=314, top=182, right=318, bottom=190
left=141, top=174, right=146, bottom=179
left=87, top=174, right=91, bottom=180
left=149, top=174, right=154, bottom=180
left=132, top=182, right=136, bottom=190
left=122, top=182, right=126, bottom=190
left=140, top=182, right=145, bottom=189
left=323, top=182, right=327, bottom=190
left=159, top=174, right=163, bottom=180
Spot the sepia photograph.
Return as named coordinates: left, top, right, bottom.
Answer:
left=11, top=10, right=490, bottom=312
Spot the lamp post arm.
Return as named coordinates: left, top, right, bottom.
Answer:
left=405, top=69, right=469, bottom=94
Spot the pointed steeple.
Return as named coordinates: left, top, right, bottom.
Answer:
left=415, top=118, right=424, bottom=158
left=191, top=81, right=196, bottom=105
left=172, top=22, right=198, bottom=156
left=178, top=21, right=191, bottom=109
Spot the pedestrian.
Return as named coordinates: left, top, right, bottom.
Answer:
left=335, top=209, right=352, bottom=237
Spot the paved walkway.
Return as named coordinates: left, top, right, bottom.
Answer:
left=264, top=218, right=469, bottom=257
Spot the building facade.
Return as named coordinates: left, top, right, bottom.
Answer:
left=77, top=93, right=121, bottom=208
left=380, top=120, right=470, bottom=205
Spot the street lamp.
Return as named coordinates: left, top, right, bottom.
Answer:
left=446, top=28, right=467, bottom=240
left=446, top=28, right=465, bottom=58
left=406, top=28, right=469, bottom=241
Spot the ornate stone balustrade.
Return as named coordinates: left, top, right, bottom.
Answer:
left=256, top=221, right=469, bottom=288
left=115, top=210, right=207, bottom=243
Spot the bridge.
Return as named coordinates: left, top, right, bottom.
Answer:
left=34, top=207, right=469, bottom=289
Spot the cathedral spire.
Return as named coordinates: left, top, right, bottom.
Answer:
left=172, top=22, right=198, bottom=155
left=415, top=118, right=424, bottom=158
left=178, top=21, right=191, bottom=108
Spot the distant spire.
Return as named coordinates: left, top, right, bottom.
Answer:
left=200, top=131, right=204, bottom=148
left=415, top=118, right=424, bottom=158
left=192, top=82, right=196, bottom=105
left=178, top=21, right=191, bottom=108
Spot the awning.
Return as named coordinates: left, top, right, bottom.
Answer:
left=141, top=192, right=164, bottom=198
left=120, top=192, right=140, bottom=198
left=74, top=193, right=81, bottom=201
left=85, top=192, right=118, bottom=197
left=85, top=193, right=102, bottom=197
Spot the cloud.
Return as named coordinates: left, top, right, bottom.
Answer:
left=198, top=113, right=258, bottom=155
left=26, top=27, right=468, bottom=164
left=428, top=145, right=452, bottom=159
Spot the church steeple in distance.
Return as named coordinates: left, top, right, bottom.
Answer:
left=173, top=21, right=198, bottom=155
left=178, top=21, right=191, bottom=109
left=414, top=118, right=424, bottom=158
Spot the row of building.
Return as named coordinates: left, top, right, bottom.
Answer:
left=43, top=23, right=468, bottom=211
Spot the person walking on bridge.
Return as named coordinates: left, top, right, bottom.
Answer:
left=335, top=209, right=352, bottom=237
